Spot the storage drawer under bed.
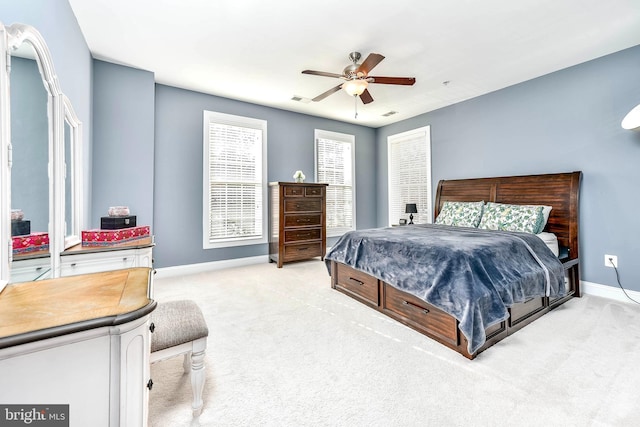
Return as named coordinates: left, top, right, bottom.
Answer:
left=382, top=283, right=458, bottom=345
left=509, top=296, right=545, bottom=326
left=334, top=264, right=379, bottom=306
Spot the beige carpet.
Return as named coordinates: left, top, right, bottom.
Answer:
left=148, top=260, right=640, bottom=427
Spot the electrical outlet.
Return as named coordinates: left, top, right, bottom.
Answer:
left=604, top=254, right=618, bottom=268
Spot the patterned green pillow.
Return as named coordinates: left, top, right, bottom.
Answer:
left=478, top=202, right=544, bottom=234
left=435, top=201, right=485, bottom=228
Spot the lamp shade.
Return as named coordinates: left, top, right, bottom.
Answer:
left=342, top=79, right=368, bottom=96
left=405, top=203, right=418, bottom=214
left=622, top=104, right=640, bottom=130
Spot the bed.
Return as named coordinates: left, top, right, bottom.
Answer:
left=325, top=171, right=582, bottom=359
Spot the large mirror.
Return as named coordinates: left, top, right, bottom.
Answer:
left=9, top=40, right=51, bottom=274
left=0, top=22, right=83, bottom=284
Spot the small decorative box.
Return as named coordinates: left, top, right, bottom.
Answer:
left=12, top=232, right=50, bottom=255
left=11, top=219, right=31, bottom=236
left=100, top=215, right=137, bottom=230
left=82, top=225, right=150, bottom=247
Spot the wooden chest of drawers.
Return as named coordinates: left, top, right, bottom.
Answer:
left=269, top=182, right=328, bottom=268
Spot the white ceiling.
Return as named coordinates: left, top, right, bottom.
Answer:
left=68, top=0, right=640, bottom=128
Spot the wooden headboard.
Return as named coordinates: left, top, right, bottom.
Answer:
left=434, top=171, right=582, bottom=261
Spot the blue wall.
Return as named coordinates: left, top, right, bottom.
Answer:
left=376, top=45, right=640, bottom=292
left=91, top=60, right=155, bottom=229
left=153, top=84, right=376, bottom=268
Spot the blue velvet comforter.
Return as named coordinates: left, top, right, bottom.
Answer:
left=325, top=224, right=565, bottom=354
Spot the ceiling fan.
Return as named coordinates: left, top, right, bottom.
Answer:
left=302, top=51, right=416, bottom=105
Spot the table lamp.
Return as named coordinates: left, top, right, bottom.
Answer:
left=405, top=203, right=417, bottom=224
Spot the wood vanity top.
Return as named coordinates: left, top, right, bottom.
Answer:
left=0, top=267, right=154, bottom=349
left=62, top=236, right=154, bottom=255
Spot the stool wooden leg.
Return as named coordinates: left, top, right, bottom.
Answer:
left=190, top=337, right=207, bottom=415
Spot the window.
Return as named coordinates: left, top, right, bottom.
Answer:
left=315, top=129, right=355, bottom=237
left=387, top=126, right=432, bottom=225
left=203, top=111, right=267, bottom=249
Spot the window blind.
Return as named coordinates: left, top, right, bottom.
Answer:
left=387, top=126, right=432, bottom=225
left=315, top=130, right=355, bottom=236
left=203, top=111, right=267, bottom=248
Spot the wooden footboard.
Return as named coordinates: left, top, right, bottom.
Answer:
left=330, top=259, right=577, bottom=359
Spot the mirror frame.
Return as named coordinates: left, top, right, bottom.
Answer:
left=1, top=22, right=82, bottom=284
left=0, top=23, right=10, bottom=287
left=63, top=95, right=83, bottom=249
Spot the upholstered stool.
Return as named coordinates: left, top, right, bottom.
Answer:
left=150, top=300, right=209, bottom=414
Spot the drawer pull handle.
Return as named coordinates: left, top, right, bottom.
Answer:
left=147, top=379, right=154, bottom=390
left=402, top=300, right=430, bottom=315
left=297, top=247, right=308, bottom=251
left=348, top=277, right=364, bottom=286
left=296, top=218, right=311, bottom=223
left=71, top=263, right=77, bottom=267
left=149, top=322, right=155, bottom=333
left=122, top=257, right=128, bottom=262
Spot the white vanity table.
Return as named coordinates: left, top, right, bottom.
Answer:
left=0, top=268, right=155, bottom=426
left=0, top=22, right=155, bottom=426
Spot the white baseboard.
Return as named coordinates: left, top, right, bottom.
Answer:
left=154, top=255, right=269, bottom=279
left=157, top=258, right=638, bottom=305
left=582, top=280, right=640, bottom=304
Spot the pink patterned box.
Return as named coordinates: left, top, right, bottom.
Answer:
left=82, top=225, right=150, bottom=247
left=12, top=232, right=50, bottom=255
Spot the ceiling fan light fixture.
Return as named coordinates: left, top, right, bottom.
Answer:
left=342, top=79, right=368, bottom=96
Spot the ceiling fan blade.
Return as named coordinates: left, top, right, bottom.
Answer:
left=369, top=76, right=416, bottom=85
left=302, top=69, right=344, bottom=79
left=359, top=89, right=374, bottom=104
left=357, top=53, right=385, bottom=75
left=312, top=84, right=343, bottom=102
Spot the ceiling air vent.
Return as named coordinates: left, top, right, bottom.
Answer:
left=291, top=96, right=311, bottom=103
left=382, top=111, right=398, bottom=117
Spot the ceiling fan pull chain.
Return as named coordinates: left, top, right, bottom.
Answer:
left=354, top=95, right=358, bottom=119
